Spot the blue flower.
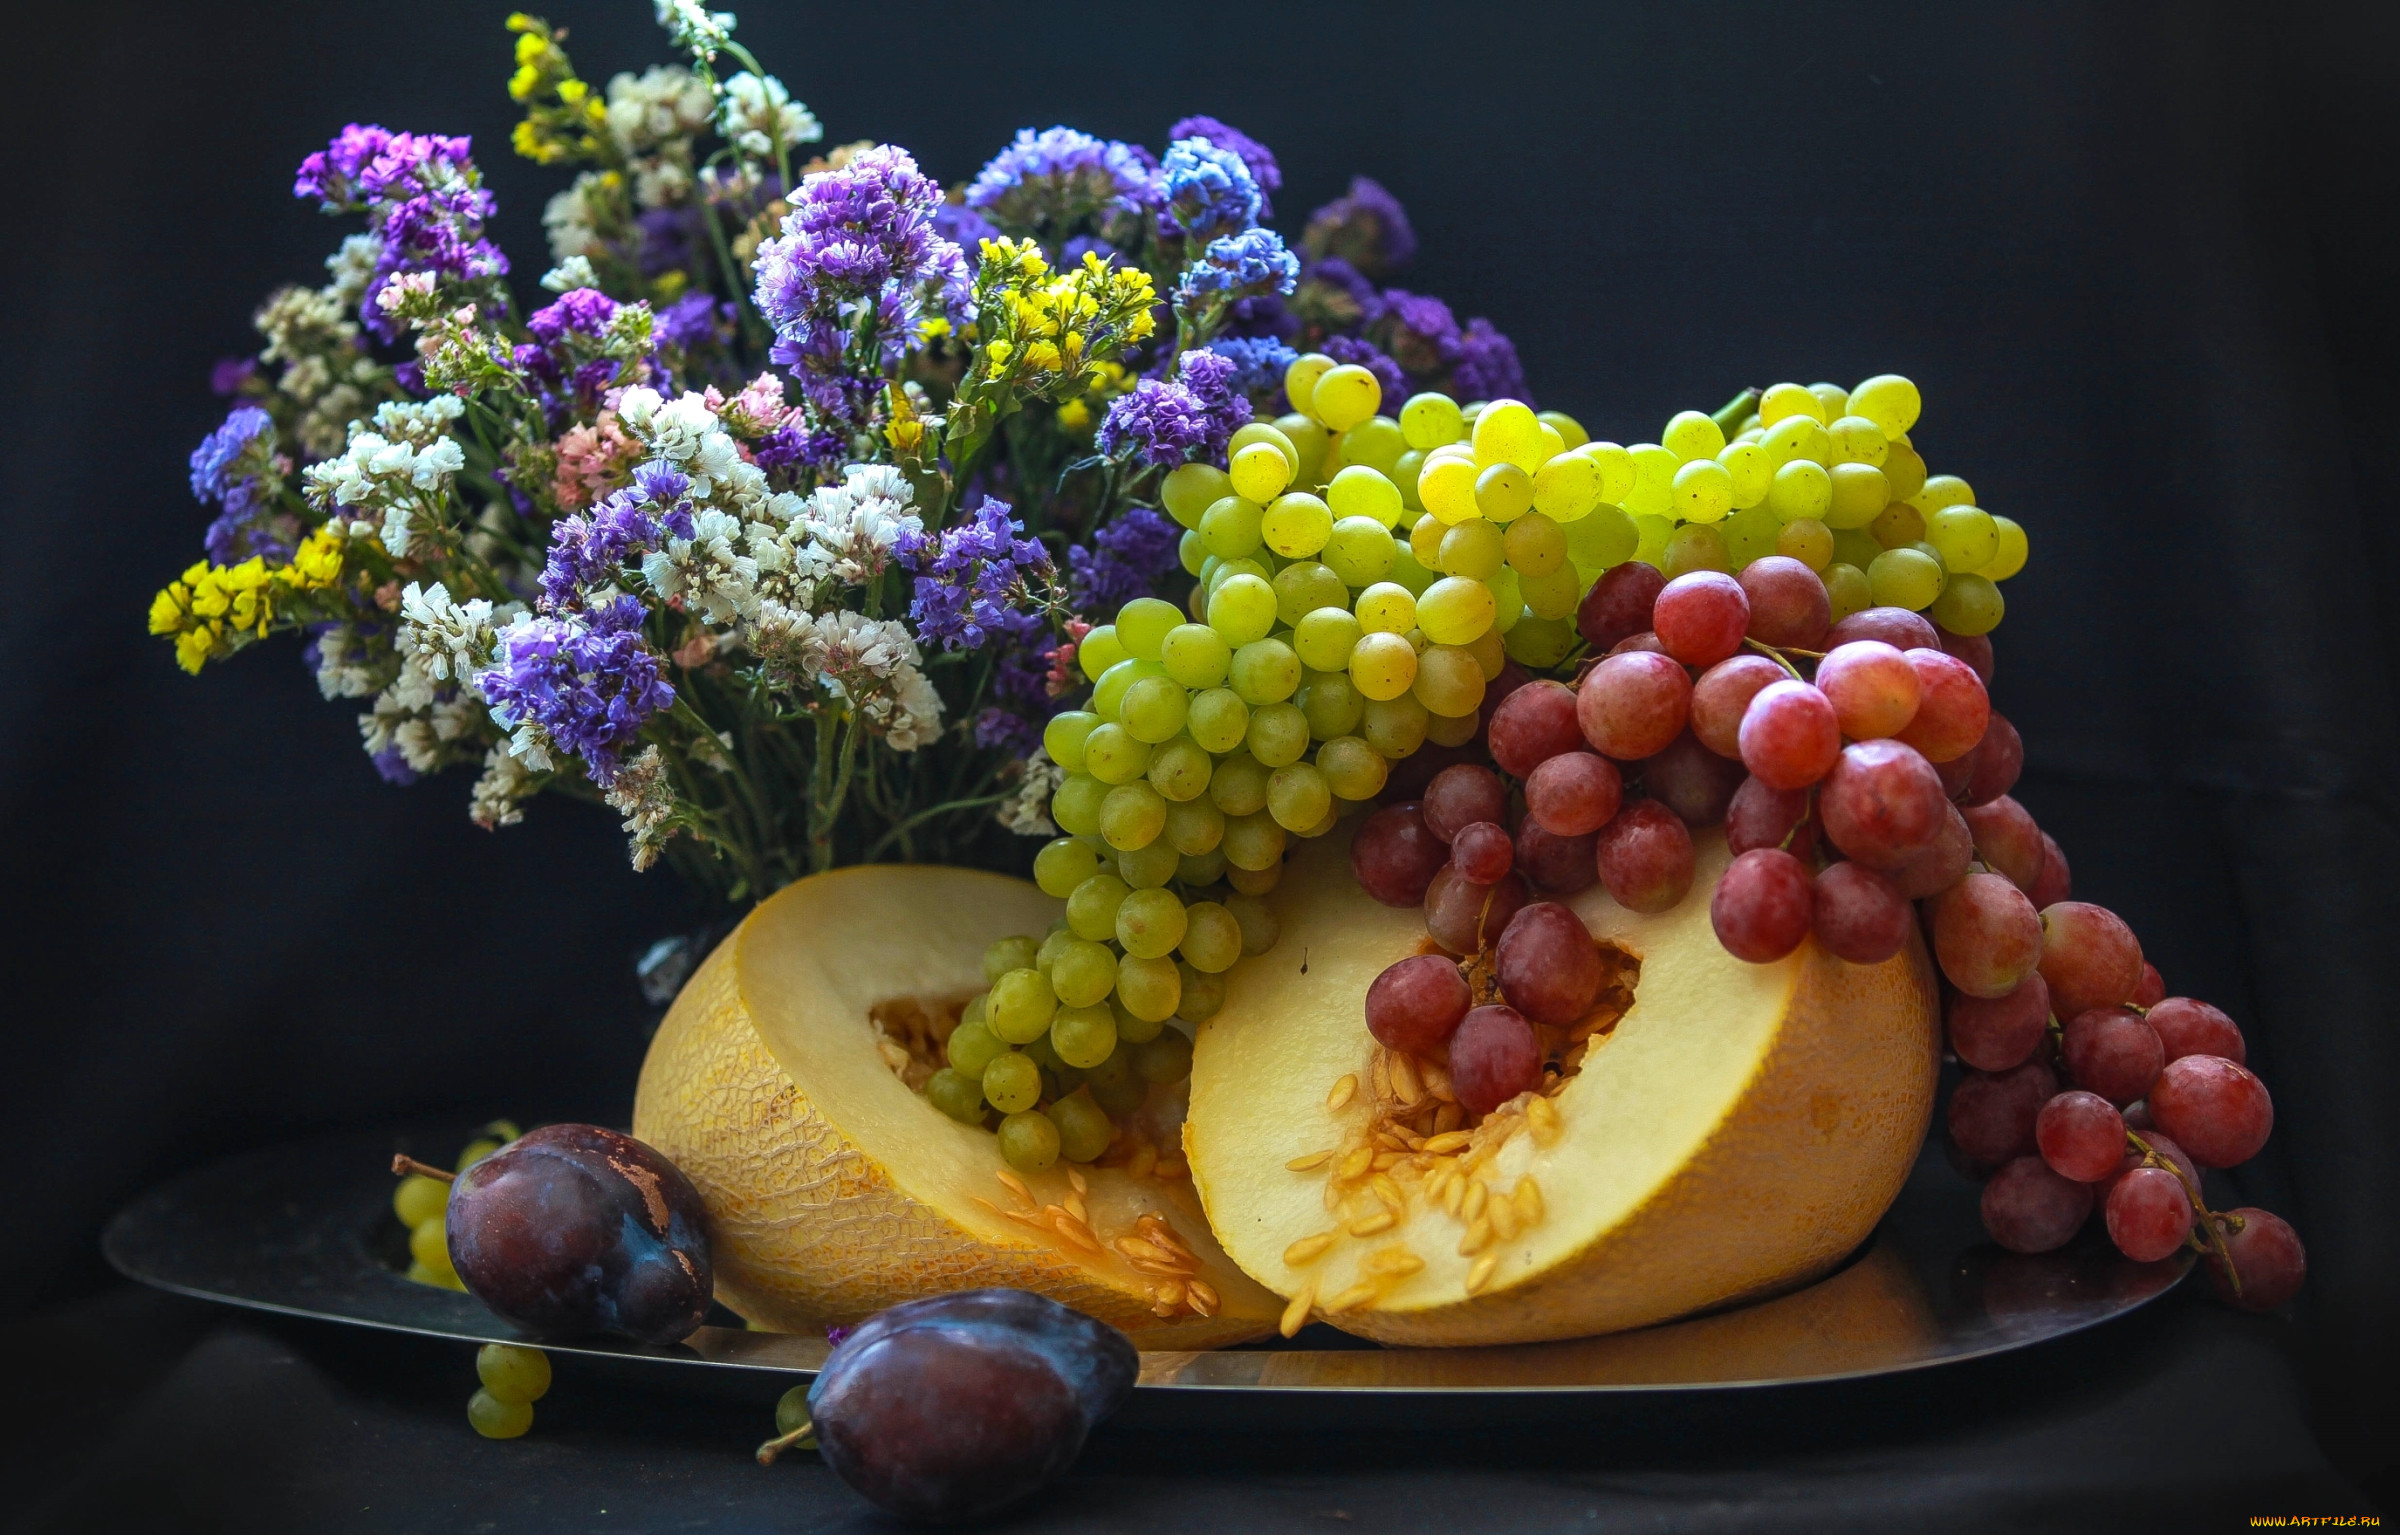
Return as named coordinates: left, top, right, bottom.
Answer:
left=1202, top=335, right=1299, bottom=401
left=1097, top=350, right=1252, bottom=470
left=189, top=405, right=287, bottom=563
left=965, top=127, right=1155, bottom=241
left=901, top=499, right=1051, bottom=651
left=1157, top=138, right=1260, bottom=243
left=1068, top=507, right=1182, bottom=614
left=1166, top=116, right=1280, bottom=218
left=1175, top=228, right=1299, bottom=307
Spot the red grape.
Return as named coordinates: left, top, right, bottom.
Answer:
left=1739, top=680, right=1842, bottom=790
left=1577, top=651, right=1691, bottom=761
left=1351, top=802, right=1450, bottom=907
left=1893, top=648, right=1989, bottom=763
left=1737, top=555, right=1832, bottom=649
left=1486, top=680, right=1583, bottom=778
left=1946, top=973, right=2052, bottom=1071
left=1365, top=954, right=1473, bottom=1053
left=2202, top=1208, right=2306, bottom=1311
left=1515, top=817, right=1598, bottom=894
left=2122, top=1099, right=2156, bottom=1132
left=2148, top=1055, right=2273, bottom=1167
left=1495, top=903, right=1603, bottom=1024
left=1963, top=795, right=2047, bottom=894
left=1652, top=571, right=1750, bottom=667
left=1488, top=661, right=1533, bottom=713
left=1450, top=1004, right=1545, bottom=1115
left=1450, top=821, right=1515, bottom=884
left=1424, top=865, right=1530, bottom=955
left=2146, top=997, right=2245, bottom=1065
left=1825, top=606, right=1941, bottom=653
left=1812, top=860, right=1912, bottom=963
left=1948, top=1057, right=2057, bottom=1167
left=1819, top=739, right=1948, bottom=867
left=2132, top=962, right=2167, bottom=1008
left=1608, top=631, right=1667, bottom=657
left=2027, top=833, right=2071, bottom=907
left=1931, top=872, right=2045, bottom=998
left=2103, top=1130, right=2198, bottom=1204
left=1576, top=561, right=1664, bottom=652
left=1981, top=1155, right=2094, bottom=1253
left=2060, top=1006, right=2164, bottom=1105
left=1936, top=625, right=1995, bottom=684
left=1690, top=655, right=1787, bottom=757
left=1814, top=640, right=1920, bottom=740
left=1890, top=801, right=1975, bottom=899
left=1727, top=776, right=1813, bottom=858
left=1422, top=764, right=1509, bottom=842
left=2037, top=901, right=2144, bottom=1018
left=1524, top=751, right=1621, bottom=836
left=2105, top=1165, right=2194, bottom=1262
left=2037, top=1091, right=2127, bottom=1182
left=1960, top=712, right=2023, bottom=806
left=1593, top=799, right=1695, bottom=913
left=1711, top=848, right=1814, bottom=962
left=1934, top=744, right=1981, bottom=802
left=1639, top=729, right=1744, bottom=826
left=1379, top=740, right=1482, bottom=803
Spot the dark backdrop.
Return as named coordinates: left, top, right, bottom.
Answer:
left=2, top=0, right=2392, bottom=1527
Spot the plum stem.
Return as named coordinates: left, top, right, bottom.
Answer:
left=756, top=1421, right=816, bottom=1465
left=391, top=1154, right=456, bottom=1184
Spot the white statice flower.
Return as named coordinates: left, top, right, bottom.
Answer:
left=544, top=174, right=609, bottom=263
left=998, top=750, right=1064, bottom=837
left=602, top=745, right=679, bottom=870
left=653, top=0, right=736, bottom=64
left=311, top=624, right=386, bottom=701
left=746, top=603, right=942, bottom=750
left=618, top=387, right=716, bottom=465
left=303, top=400, right=468, bottom=560
left=468, top=742, right=535, bottom=830
left=641, top=508, right=759, bottom=626
left=605, top=65, right=714, bottom=160
left=360, top=687, right=483, bottom=775
left=324, top=233, right=382, bottom=308
left=633, top=159, right=694, bottom=211
left=800, top=462, right=924, bottom=586
left=541, top=255, right=600, bottom=293
left=397, top=581, right=519, bottom=690
left=718, top=72, right=821, bottom=158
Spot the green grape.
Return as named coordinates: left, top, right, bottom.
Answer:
left=1042, top=710, right=1099, bottom=773
left=1118, top=675, right=1190, bottom=745
left=1982, top=515, right=2028, bottom=580
left=1412, top=644, right=1486, bottom=717
left=1825, top=463, right=1890, bottom=529
left=411, top=1215, right=457, bottom=1280
left=1186, top=687, right=1250, bottom=753
left=1117, top=838, right=1181, bottom=891
left=1808, top=381, right=1850, bottom=420
left=1049, top=938, right=1119, bottom=1008
left=983, top=934, right=1041, bottom=983
left=1113, top=954, right=1183, bottom=1022
left=1723, top=502, right=1783, bottom=568
left=1323, top=516, right=1399, bottom=587
left=1631, top=513, right=1675, bottom=568
left=1285, top=353, right=1336, bottom=415
left=1872, top=500, right=1926, bottom=549
left=1847, top=373, right=1922, bottom=435
left=1178, top=901, right=1243, bottom=973
left=1272, top=560, right=1349, bottom=626
left=1486, top=568, right=1524, bottom=633
left=961, top=992, right=989, bottom=1028
left=1245, top=700, right=1311, bottom=767
left=1580, top=441, right=1638, bottom=504
left=1207, top=555, right=1270, bottom=593
left=987, top=968, right=1058, bottom=1044
left=1081, top=722, right=1153, bottom=785
left=1206, top=572, right=1278, bottom=644
left=1469, top=399, right=1543, bottom=471
left=1416, top=454, right=1482, bottom=524
left=1049, top=1092, right=1113, bottom=1163
left=1670, top=459, right=1732, bottom=523
left=1050, top=1001, right=1119, bottom=1069
left=1176, top=964, right=1227, bottom=1022
left=1826, top=415, right=1889, bottom=467
left=1298, top=674, right=1365, bottom=740
left=947, top=1018, right=1007, bottom=1076
left=1661, top=523, right=1731, bottom=577
left=1437, top=519, right=1506, bottom=580
left=926, top=1067, right=986, bottom=1125
left=1417, top=576, right=1496, bottom=645
left=1539, top=409, right=1590, bottom=450
left=1465, top=626, right=1509, bottom=681
left=1223, top=887, right=1282, bottom=954
left=1160, top=623, right=1232, bottom=688
left=1407, top=510, right=1448, bottom=569
left=981, top=1051, right=1043, bottom=1113
left=1020, top=1030, right=1073, bottom=1093
left=1178, top=528, right=1207, bottom=576
left=1177, top=847, right=1228, bottom=886
left=1293, top=607, right=1364, bottom=672
left=1085, top=1048, right=1149, bottom=1114
left=1050, top=772, right=1108, bottom=837
left=1115, top=596, right=1183, bottom=661
left=1520, top=563, right=1581, bottom=619
left=1529, top=450, right=1601, bottom=522
left=1340, top=415, right=1408, bottom=476
left=1263, top=492, right=1333, bottom=558
left=1882, top=441, right=1928, bottom=504
left=1109, top=992, right=1165, bottom=1046
left=394, top=1173, right=449, bottom=1229
left=1066, top=873, right=1131, bottom=943
left=1161, top=461, right=1233, bottom=529
left=1401, top=391, right=1467, bottom=448
left=1831, top=525, right=1884, bottom=572
left=1355, top=582, right=1417, bottom=634
left=1425, top=708, right=1480, bottom=747
left=1392, top=450, right=1427, bottom=513
left=1034, top=926, right=1074, bottom=973
left=1868, top=547, right=1945, bottom=610
left=1208, top=752, right=1271, bottom=816
left=1229, top=638, right=1301, bottom=705
left=1911, top=473, right=1976, bottom=513
left=1327, top=464, right=1404, bottom=527
left=998, top=1109, right=1061, bottom=1173
left=1361, top=693, right=1431, bottom=758
left=1311, top=363, right=1382, bottom=431
left=1759, top=380, right=1826, bottom=426
left=1776, top=517, right=1835, bottom=571
left=1221, top=810, right=1288, bottom=872
left=1501, top=512, right=1567, bottom=577
left=468, top=1389, right=534, bottom=1440
left=1099, top=781, right=1167, bottom=850
left=1144, top=737, right=1213, bottom=804
left=1565, top=503, right=1638, bottom=569
left=1077, top=624, right=1128, bottom=681
left=1624, top=442, right=1679, bottom=516
left=1760, top=414, right=1832, bottom=468
left=1662, top=409, right=1727, bottom=462
left=1767, top=459, right=1833, bottom=522
left=1200, top=494, right=1266, bottom=558
left=1228, top=441, right=1294, bottom=503
left=456, top=1138, right=502, bottom=1173
left=1225, top=861, right=1281, bottom=895
left=1717, top=440, right=1775, bottom=509
left=1471, top=462, right=1533, bottom=523
left=1503, top=613, right=1580, bottom=668
left=1931, top=572, right=2004, bottom=635
left=1091, top=656, right=1164, bottom=719
left=1927, top=505, right=1999, bottom=571
left=1348, top=630, right=1419, bottom=701
left=1270, top=415, right=1329, bottom=487
left=1115, top=887, right=1188, bottom=959
left=1133, top=1028, right=1196, bottom=1085
left=1316, top=735, right=1389, bottom=800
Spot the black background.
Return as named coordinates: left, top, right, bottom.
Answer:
left=3, top=0, right=2393, bottom=1528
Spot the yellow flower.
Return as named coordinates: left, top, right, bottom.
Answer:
left=150, top=530, right=345, bottom=674
left=1056, top=398, right=1091, bottom=432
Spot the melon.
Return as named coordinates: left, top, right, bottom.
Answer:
left=632, top=864, right=1279, bottom=1348
left=1184, top=827, right=1939, bottom=1346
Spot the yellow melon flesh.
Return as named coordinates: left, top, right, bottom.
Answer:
left=632, top=865, right=1279, bottom=1349
left=1185, top=827, right=1938, bottom=1346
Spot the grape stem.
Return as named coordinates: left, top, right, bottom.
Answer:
left=756, top=1421, right=816, bottom=1465
left=390, top=1154, right=456, bottom=1185
left=2125, top=1130, right=2242, bottom=1297
left=1709, top=388, right=1763, bottom=436
left=1742, top=637, right=1808, bottom=683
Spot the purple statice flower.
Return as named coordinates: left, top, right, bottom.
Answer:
left=932, top=201, right=1000, bottom=262
left=1291, top=255, right=1383, bottom=333
left=1060, top=234, right=1123, bottom=270
left=209, top=356, right=257, bottom=396
left=1156, top=138, right=1260, bottom=243
left=539, top=481, right=681, bottom=611
left=1375, top=288, right=1464, bottom=378
left=655, top=292, right=729, bottom=355
left=527, top=287, right=619, bottom=347
left=480, top=594, right=675, bottom=787
left=975, top=604, right=1059, bottom=755
left=370, top=744, right=421, bottom=786
left=1098, top=350, right=1251, bottom=468
left=514, top=289, right=636, bottom=422
left=1166, top=116, right=1280, bottom=219
left=1222, top=292, right=1298, bottom=340
left=1068, top=507, right=1181, bottom=614
left=1302, top=176, right=1416, bottom=280
left=964, top=127, right=1155, bottom=240
left=1203, top=335, right=1298, bottom=401
left=752, top=419, right=848, bottom=475
left=1175, top=227, right=1300, bottom=307
left=901, top=499, right=1051, bottom=652
left=1452, top=316, right=1530, bottom=405
left=189, top=405, right=288, bottom=563
left=1322, top=335, right=1405, bottom=407
left=751, top=145, right=971, bottom=424
left=295, top=124, right=509, bottom=340
left=636, top=205, right=701, bottom=276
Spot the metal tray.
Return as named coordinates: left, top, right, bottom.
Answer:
left=104, top=1124, right=2184, bottom=1406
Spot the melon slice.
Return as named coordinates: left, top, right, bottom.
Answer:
left=1185, top=827, right=1938, bottom=1346
left=632, top=865, right=1279, bottom=1348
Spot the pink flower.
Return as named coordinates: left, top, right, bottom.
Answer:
left=551, top=412, right=641, bottom=511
